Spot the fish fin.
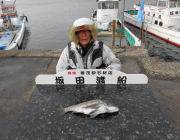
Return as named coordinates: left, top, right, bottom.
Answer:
left=81, top=107, right=96, bottom=114
left=89, top=106, right=106, bottom=118
left=84, top=104, right=100, bottom=110
left=89, top=110, right=100, bottom=118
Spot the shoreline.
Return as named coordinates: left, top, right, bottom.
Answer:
left=1, top=47, right=179, bottom=80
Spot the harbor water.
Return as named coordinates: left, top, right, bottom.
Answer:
left=16, top=0, right=134, bottom=50
left=16, top=0, right=180, bottom=62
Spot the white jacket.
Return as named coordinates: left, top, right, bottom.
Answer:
left=56, top=41, right=121, bottom=73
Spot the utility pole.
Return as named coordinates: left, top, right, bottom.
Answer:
left=140, top=22, right=144, bottom=43
left=112, top=20, right=116, bottom=48
left=120, top=0, right=125, bottom=48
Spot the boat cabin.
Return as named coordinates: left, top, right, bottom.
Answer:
left=139, top=0, right=180, bottom=29
left=156, top=0, right=180, bottom=8
left=143, top=0, right=180, bottom=7
left=0, top=0, right=17, bottom=18
left=0, top=0, right=17, bottom=31
left=92, top=0, right=120, bottom=30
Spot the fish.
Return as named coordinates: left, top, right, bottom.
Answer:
left=64, top=99, right=119, bottom=118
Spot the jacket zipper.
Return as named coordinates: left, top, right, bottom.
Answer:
left=82, top=47, right=93, bottom=69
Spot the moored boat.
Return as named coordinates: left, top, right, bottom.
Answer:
left=124, top=0, right=180, bottom=48
left=0, top=0, right=28, bottom=50
left=91, top=0, right=141, bottom=47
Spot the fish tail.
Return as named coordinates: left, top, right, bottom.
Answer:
left=63, top=107, right=70, bottom=113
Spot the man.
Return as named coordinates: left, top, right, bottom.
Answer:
left=56, top=17, right=121, bottom=73
left=2, top=16, right=14, bottom=31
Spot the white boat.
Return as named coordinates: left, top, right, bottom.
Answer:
left=91, top=0, right=141, bottom=47
left=91, top=0, right=120, bottom=30
left=0, top=0, right=28, bottom=50
left=124, top=0, right=180, bottom=48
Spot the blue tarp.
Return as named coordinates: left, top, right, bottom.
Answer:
left=0, top=44, right=6, bottom=50
left=0, top=31, right=14, bottom=50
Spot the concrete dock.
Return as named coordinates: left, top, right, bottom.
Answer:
left=0, top=48, right=180, bottom=139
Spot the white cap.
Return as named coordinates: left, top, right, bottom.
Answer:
left=73, top=18, right=94, bottom=27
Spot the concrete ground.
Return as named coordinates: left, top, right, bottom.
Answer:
left=0, top=54, right=180, bottom=139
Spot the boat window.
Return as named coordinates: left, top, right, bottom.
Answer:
left=155, top=20, right=158, bottom=25
left=102, top=1, right=108, bottom=9
left=170, top=1, right=176, bottom=8
left=170, top=11, right=174, bottom=15
left=158, top=1, right=167, bottom=7
left=109, top=1, right=114, bottom=9
left=145, top=0, right=157, bottom=6
left=158, top=15, right=161, bottom=19
left=177, top=2, right=180, bottom=7
left=98, top=2, right=102, bottom=9
left=101, top=1, right=119, bottom=9
left=175, top=11, right=178, bottom=14
left=148, top=12, right=150, bottom=16
left=114, top=2, right=119, bottom=9
left=159, top=22, right=163, bottom=26
left=169, top=1, right=180, bottom=8
left=153, top=14, right=155, bottom=17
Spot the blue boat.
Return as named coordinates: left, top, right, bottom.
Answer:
left=0, top=0, right=28, bottom=50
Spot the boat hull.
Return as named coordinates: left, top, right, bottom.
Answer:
left=124, top=12, right=180, bottom=48
left=4, top=17, right=27, bottom=50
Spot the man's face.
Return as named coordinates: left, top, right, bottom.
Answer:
left=77, top=30, right=91, bottom=47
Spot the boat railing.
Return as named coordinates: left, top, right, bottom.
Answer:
left=125, top=10, right=138, bottom=15
left=0, top=0, right=17, bottom=15
left=167, top=25, right=180, bottom=31
left=118, top=19, right=141, bottom=47
left=97, top=0, right=119, bottom=10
